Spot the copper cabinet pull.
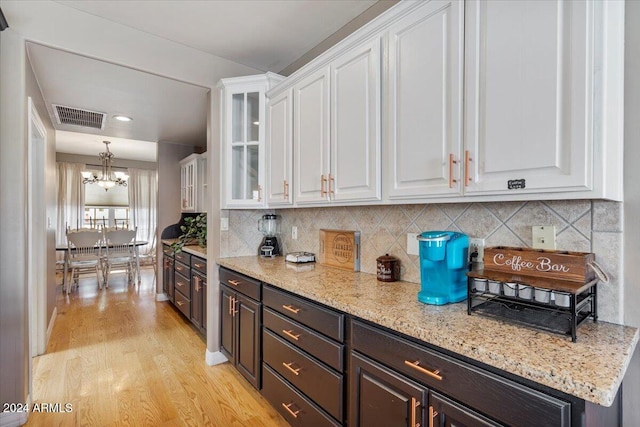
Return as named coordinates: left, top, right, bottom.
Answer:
left=404, top=360, right=443, bottom=381
left=282, top=304, right=300, bottom=314
left=176, top=301, right=184, bottom=307
left=449, top=153, right=458, bottom=188
left=228, top=279, right=240, bottom=286
left=284, top=180, right=289, bottom=199
left=410, top=397, right=420, bottom=427
left=232, top=298, right=239, bottom=315
left=281, top=402, right=300, bottom=418
left=194, top=263, right=204, bottom=268
left=320, top=174, right=327, bottom=197
left=464, top=150, right=473, bottom=186
left=428, top=405, right=438, bottom=427
left=282, top=329, right=301, bottom=341
left=282, top=361, right=301, bottom=376
left=176, top=265, right=183, bottom=272
left=228, top=296, right=234, bottom=315
left=194, top=276, right=200, bottom=292
left=329, top=173, right=335, bottom=196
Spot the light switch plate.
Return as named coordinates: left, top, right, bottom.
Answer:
left=532, top=225, right=556, bottom=249
left=220, top=217, right=229, bottom=231
left=407, top=233, right=419, bottom=255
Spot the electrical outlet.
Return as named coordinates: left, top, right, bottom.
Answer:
left=532, top=225, right=556, bottom=249
left=407, top=233, right=419, bottom=255
left=469, top=238, right=485, bottom=263
left=220, top=217, right=229, bottom=231
left=291, top=226, right=298, bottom=240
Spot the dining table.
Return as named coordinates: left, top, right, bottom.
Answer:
left=56, top=240, right=148, bottom=290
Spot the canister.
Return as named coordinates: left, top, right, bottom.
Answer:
left=376, top=254, right=400, bottom=282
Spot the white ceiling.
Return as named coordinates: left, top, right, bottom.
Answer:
left=26, top=0, right=379, bottom=161
left=55, top=131, right=158, bottom=163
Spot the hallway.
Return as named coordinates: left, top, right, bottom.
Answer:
left=26, top=268, right=287, bottom=426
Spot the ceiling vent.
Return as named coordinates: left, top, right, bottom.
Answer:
left=53, top=104, right=106, bottom=129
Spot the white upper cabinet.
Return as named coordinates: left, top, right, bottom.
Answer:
left=180, top=153, right=207, bottom=212
left=266, top=88, right=293, bottom=206
left=220, top=73, right=284, bottom=209
left=385, top=0, right=464, bottom=200
left=463, top=0, right=619, bottom=198
left=292, top=38, right=381, bottom=206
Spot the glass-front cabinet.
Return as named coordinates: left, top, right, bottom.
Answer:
left=220, top=73, right=284, bottom=208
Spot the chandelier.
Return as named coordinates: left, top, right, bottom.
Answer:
left=81, top=141, right=129, bottom=191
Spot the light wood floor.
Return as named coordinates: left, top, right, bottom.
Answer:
left=26, top=268, right=288, bottom=427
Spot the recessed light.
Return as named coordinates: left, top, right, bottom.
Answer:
left=113, top=115, right=133, bottom=122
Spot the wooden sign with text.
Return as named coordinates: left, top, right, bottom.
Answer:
left=318, top=229, right=361, bottom=271
left=483, top=246, right=595, bottom=282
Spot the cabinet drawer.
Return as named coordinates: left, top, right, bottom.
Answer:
left=262, top=364, right=340, bottom=427
left=351, top=320, right=571, bottom=427
left=263, top=329, right=343, bottom=421
left=263, top=285, right=344, bottom=342
left=219, top=268, right=260, bottom=300
left=191, top=256, right=207, bottom=274
left=264, top=307, right=344, bottom=372
left=175, top=251, right=191, bottom=265
left=174, top=289, right=191, bottom=319
left=175, top=272, right=191, bottom=299
left=174, top=260, right=190, bottom=276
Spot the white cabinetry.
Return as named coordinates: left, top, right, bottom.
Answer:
left=180, top=153, right=207, bottom=212
left=464, top=0, right=595, bottom=197
left=292, top=38, right=381, bottom=206
left=220, top=73, right=284, bottom=209
left=385, top=0, right=464, bottom=200
left=266, top=88, right=293, bottom=206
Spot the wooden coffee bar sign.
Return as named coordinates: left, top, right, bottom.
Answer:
left=483, top=246, right=596, bottom=282
left=318, top=229, right=361, bottom=271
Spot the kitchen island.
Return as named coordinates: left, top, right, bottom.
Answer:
left=217, top=256, right=638, bottom=410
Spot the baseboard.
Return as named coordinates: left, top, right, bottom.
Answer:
left=0, top=395, right=29, bottom=427
left=156, top=292, right=169, bottom=302
left=205, top=349, right=228, bottom=366
left=46, top=306, right=57, bottom=348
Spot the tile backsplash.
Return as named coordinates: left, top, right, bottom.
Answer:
left=220, top=200, right=623, bottom=324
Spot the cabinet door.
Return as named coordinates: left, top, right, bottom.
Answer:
left=235, top=293, right=261, bottom=389
left=294, top=67, right=331, bottom=205
left=350, top=352, right=427, bottom=427
left=430, top=391, right=503, bottom=427
left=266, top=89, right=293, bottom=206
left=191, top=272, right=204, bottom=330
left=220, top=285, right=236, bottom=363
left=385, top=0, right=464, bottom=199
left=330, top=38, right=381, bottom=202
left=180, top=159, right=197, bottom=211
left=464, top=0, right=593, bottom=195
left=163, top=256, right=174, bottom=302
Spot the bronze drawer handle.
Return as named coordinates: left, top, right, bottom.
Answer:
left=429, top=405, right=438, bottom=427
left=228, top=296, right=234, bottom=315
left=410, top=397, right=420, bottom=427
left=176, top=266, right=183, bottom=272
left=176, top=301, right=184, bottom=307
left=282, top=329, right=300, bottom=341
left=228, top=279, right=240, bottom=286
left=194, top=263, right=204, bottom=268
left=404, top=360, right=443, bottom=381
left=282, top=361, right=301, bottom=376
left=282, top=304, right=300, bottom=314
left=281, top=402, right=300, bottom=418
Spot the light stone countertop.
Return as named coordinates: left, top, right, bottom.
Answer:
left=216, top=256, right=638, bottom=407
left=161, top=239, right=207, bottom=259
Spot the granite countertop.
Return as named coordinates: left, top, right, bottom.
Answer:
left=161, top=239, right=207, bottom=259
left=216, top=256, right=638, bottom=407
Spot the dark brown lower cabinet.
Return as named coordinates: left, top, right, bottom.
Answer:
left=191, top=270, right=205, bottom=331
left=162, top=253, right=174, bottom=302
left=219, top=269, right=262, bottom=389
left=430, top=391, right=502, bottom=427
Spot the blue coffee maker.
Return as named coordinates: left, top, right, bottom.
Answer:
left=417, top=231, right=469, bottom=305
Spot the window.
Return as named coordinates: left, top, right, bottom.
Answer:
left=84, top=207, right=130, bottom=229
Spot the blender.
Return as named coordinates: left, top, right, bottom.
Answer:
left=258, top=214, right=281, bottom=257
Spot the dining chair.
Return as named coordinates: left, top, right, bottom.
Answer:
left=103, top=228, right=137, bottom=287
left=65, top=229, right=104, bottom=294
left=137, top=229, right=157, bottom=284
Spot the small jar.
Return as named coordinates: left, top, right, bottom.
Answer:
left=488, top=280, right=502, bottom=295
left=376, top=254, right=400, bottom=282
left=503, top=282, right=517, bottom=297
left=553, top=291, right=571, bottom=307
left=473, top=278, right=488, bottom=292
left=534, top=288, right=551, bottom=303
left=518, top=284, right=533, bottom=300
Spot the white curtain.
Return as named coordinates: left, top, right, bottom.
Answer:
left=128, top=168, right=158, bottom=255
left=56, top=162, right=85, bottom=246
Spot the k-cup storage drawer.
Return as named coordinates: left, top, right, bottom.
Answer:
left=350, top=320, right=571, bottom=427
left=219, top=267, right=260, bottom=300
left=174, top=288, right=191, bottom=319
left=174, top=271, right=191, bottom=299
left=263, top=329, right=343, bottom=421
left=263, top=307, right=344, bottom=372
left=191, top=256, right=207, bottom=274
left=262, top=364, right=340, bottom=427
left=263, top=285, right=344, bottom=342
left=174, top=251, right=191, bottom=265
